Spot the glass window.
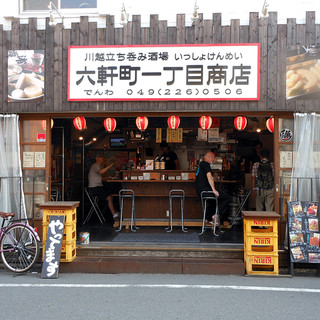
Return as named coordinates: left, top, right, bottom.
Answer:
left=22, top=120, right=46, bottom=143
left=23, top=0, right=97, bottom=11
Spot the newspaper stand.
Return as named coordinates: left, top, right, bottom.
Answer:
left=243, top=211, right=281, bottom=275
left=40, top=201, right=79, bottom=262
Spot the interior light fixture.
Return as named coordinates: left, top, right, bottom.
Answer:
left=261, top=0, right=269, bottom=18
left=191, top=0, right=199, bottom=26
left=120, top=3, right=129, bottom=26
left=256, top=128, right=261, bottom=133
left=48, top=1, right=64, bottom=27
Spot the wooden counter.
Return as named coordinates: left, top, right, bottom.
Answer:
left=106, top=170, right=242, bottom=228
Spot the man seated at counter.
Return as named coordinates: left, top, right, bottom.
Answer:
left=195, top=151, right=231, bottom=228
left=88, top=153, right=119, bottom=223
left=160, top=142, right=180, bottom=170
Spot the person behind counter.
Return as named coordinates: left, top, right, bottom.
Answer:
left=160, top=142, right=180, bottom=170
left=88, top=153, right=120, bottom=223
left=195, top=151, right=231, bottom=228
left=251, top=148, right=274, bottom=211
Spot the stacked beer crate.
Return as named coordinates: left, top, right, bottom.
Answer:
left=243, top=211, right=280, bottom=275
left=42, top=206, right=77, bottom=262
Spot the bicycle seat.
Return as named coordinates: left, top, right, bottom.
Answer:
left=0, top=211, right=15, bottom=218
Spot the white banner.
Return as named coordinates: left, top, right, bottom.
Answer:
left=68, top=44, right=260, bottom=101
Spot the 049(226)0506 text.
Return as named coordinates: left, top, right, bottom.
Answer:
left=126, top=88, right=243, bottom=96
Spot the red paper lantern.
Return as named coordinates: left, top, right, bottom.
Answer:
left=73, top=116, right=86, bottom=131
left=199, top=116, right=212, bottom=130
left=266, top=117, right=274, bottom=133
left=104, top=118, right=117, bottom=132
left=136, top=116, right=149, bottom=131
left=234, top=116, right=247, bottom=131
left=167, top=115, right=180, bottom=130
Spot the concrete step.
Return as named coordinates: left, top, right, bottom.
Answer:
left=59, top=256, right=245, bottom=275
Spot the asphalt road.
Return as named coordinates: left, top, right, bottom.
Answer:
left=0, top=270, right=319, bottom=320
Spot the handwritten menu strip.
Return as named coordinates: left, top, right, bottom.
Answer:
left=288, top=201, right=320, bottom=263
left=41, top=215, right=65, bottom=279
left=23, top=152, right=34, bottom=168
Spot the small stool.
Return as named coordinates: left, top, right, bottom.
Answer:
left=117, top=189, right=138, bottom=232
left=230, top=188, right=251, bottom=227
left=84, top=187, right=106, bottom=225
left=199, top=190, right=220, bottom=236
left=166, top=189, right=187, bottom=233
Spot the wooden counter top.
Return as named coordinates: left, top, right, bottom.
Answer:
left=242, top=211, right=281, bottom=219
left=106, top=179, right=240, bottom=183
left=39, top=201, right=80, bottom=210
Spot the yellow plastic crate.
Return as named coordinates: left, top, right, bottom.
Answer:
left=245, top=252, right=279, bottom=275
left=43, top=207, right=77, bottom=224
left=43, top=221, right=76, bottom=243
left=43, top=238, right=76, bottom=261
left=243, top=217, right=278, bottom=235
left=244, top=234, right=278, bottom=253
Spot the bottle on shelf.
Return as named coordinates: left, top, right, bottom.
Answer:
left=160, top=155, right=165, bottom=170
left=154, top=153, right=160, bottom=170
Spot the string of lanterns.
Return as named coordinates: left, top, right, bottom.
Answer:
left=73, top=115, right=275, bottom=133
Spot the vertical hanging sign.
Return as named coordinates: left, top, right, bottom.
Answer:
left=41, top=215, right=65, bottom=279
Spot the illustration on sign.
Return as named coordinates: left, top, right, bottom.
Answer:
left=288, top=201, right=320, bottom=263
left=279, top=128, right=293, bottom=141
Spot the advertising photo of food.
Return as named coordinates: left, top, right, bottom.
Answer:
left=286, top=60, right=320, bottom=99
left=8, top=72, right=44, bottom=101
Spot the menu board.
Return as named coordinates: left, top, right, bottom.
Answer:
left=288, top=201, right=320, bottom=263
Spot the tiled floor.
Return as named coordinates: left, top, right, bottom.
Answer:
left=77, top=221, right=244, bottom=245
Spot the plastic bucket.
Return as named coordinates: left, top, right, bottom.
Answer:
left=79, top=232, right=90, bottom=245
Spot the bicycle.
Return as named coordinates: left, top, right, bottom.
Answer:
left=0, top=211, right=40, bottom=273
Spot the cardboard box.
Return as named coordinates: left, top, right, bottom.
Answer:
left=188, top=172, right=196, bottom=180
left=150, top=172, right=160, bottom=180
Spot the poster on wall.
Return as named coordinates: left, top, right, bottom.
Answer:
left=286, top=45, right=320, bottom=100
left=288, top=201, right=320, bottom=263
left=68, top=44, right=260, bottom=101
left=8, top=50, right=44, bottom=102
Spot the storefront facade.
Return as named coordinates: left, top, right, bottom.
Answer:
left=1, top=10, right=320, bottom=256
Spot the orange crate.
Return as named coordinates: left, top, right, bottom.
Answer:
left=43, top=221, right=76, bottom=242
left=43, top=207, right=77, bottom=224
left=43, top=239, right=76, bottom=261
left=244, top=234, right=278, bottom=253
left=243, top=217, right=278, bottom=235
left=245, top=252, right=279, bottom=275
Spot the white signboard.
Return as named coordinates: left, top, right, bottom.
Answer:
left=35, top=152, right=46, bottom=168
left=68, top=44, right=260, bottom=101
left=280, top=151, right=293, bottom=168
left=23, top=152, right=34, bottom=168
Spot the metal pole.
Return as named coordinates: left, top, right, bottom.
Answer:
left=82, top=138, right=85, bottom=223
left=62, top=127, right=65, bottom=201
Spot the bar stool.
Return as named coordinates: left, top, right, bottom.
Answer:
left=84, top=188, right=106, bottom=225
left=230, top=188, right=251, bottom=227
left=199, top=190, right=220, bottom=236
left=117, top=189, right=138, bottom=232
left=166, top=189, right=187, bottom=233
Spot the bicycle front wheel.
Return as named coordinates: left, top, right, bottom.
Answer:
left=0, top=224, right=40, bottom=273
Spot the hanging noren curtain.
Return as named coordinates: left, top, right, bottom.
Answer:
left=0, top=114, right=27, bottom=220
left=290, top=113, right=320, bottom=201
